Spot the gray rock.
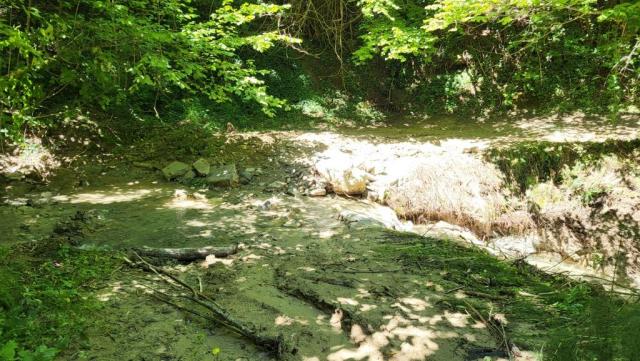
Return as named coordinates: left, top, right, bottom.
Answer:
left=338, top=207, right=408, bottom=231
left=161, top=161, right=190, bottom=180
left=193, top=158, right=210, bottom=176
left=308, top=188, right=327, bottom=197
left=206, top=164, right=239, bottom=187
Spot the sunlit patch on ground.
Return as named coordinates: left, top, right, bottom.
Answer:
left=54, top=188, right=162, bottom=204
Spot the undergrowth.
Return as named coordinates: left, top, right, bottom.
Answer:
left=374, top=232, right=640, bottom=360
left=0, top=243, right=121, bottom=360
left=487, top=139, right=640, bottom=192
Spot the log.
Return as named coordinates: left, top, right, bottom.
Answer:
left=131, top=244, right=238, bottom=262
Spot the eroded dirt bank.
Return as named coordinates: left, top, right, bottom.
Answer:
left=1, top=115, right=639, bottom=360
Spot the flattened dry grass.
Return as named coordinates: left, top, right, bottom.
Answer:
left=385, top=153, right=518, bottom=236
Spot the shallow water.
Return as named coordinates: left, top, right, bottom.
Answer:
left=2, top=113, right=639, bottom=360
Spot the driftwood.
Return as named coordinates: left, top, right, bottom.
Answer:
left=131, top=244, right=238, bottom=262
left=124, top=253, right=288, bottom=358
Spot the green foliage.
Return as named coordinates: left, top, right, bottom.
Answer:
left=354, top=0, right=640, bottom=113
left=487, top=138, right=640, bottom=192
left=0, top=0, right=298, bottom=141
left=0, top=244, right=120, bottom=359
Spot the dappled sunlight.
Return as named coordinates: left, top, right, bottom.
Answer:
left=201, top=254, right=234, bottom=267
left=337, top=297, right=359, bottom=306
left=326, top=312, right=463, bottom=361
left=295, top=130, right=509, bottom=238
left=0, top=137, right=60, bottom=180
left=164, top=197, right=213, bottom=210
left=330, top=309, right=344, bottom=332
left=275, top=315, right=309, bottom=326
left=512, top=112, right=640, bottom=143
left=53, top=188, right=163, bottom=204
left=443, top=311, right=470, bottom=328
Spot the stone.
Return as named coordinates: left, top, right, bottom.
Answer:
left=338, top=207, right=406, bottom=231
left=308, top=188, right=327, bottom=197
left=161, top=161, right=190, bottom=180
left=192, top=158, right=210, bottom=176
left=206, top=164, right=239, bottom=187
left=180, top=170, right=196, bottom=182
left=329, top=168, right=369, bottom=195
left=489, top=234, right=540, bottom=258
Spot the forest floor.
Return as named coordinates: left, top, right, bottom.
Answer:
left=1, top=113, right=640, bottom=360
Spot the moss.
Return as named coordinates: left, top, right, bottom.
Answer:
left=373, top=231, right=640, bottom=359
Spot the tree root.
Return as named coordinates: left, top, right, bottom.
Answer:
left=124, top=252, right=289, bottom=359
left=130, top=244, right=238, bottom=262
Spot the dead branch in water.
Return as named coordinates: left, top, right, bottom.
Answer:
left=464, top=301, right=518, bottom=360
left=130, top=244, right=238, bottom=262
left=124, top=252, right=288, bottom=358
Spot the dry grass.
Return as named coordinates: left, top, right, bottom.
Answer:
left=385, top=153, right=511, bottom=237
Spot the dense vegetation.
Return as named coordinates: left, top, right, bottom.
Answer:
left=1, top=0, right=639, bottom=141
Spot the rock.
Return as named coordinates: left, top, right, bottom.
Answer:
left=489, top=234, right=541, bottom=258
left=285, top=187, right=300, bottom=196
left=206, top=164, right=239, bottom=187
left=161, top=161, right=190, bottom=180
left=413, top=221, right=482, bottom=247
left=192, top=158, right=210, bottom=176
left=180, top=170, right=196, bottom=182
left=308, top=188, right=327, bottom=197
left=338, top=205, right=408, bottom=231
left=316, top=163, right=369, bottom=195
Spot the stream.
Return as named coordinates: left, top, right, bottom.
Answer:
left=1, top=113, right=639, bottom=360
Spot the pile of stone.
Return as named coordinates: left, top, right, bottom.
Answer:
left=161, top=159, right=251, bottom=187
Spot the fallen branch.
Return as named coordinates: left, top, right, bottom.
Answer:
left=131, top=244, right=239, bottom=262
left=124, top=253, right=288, bottom=358
left=464, top=301, right=517, bottom=359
